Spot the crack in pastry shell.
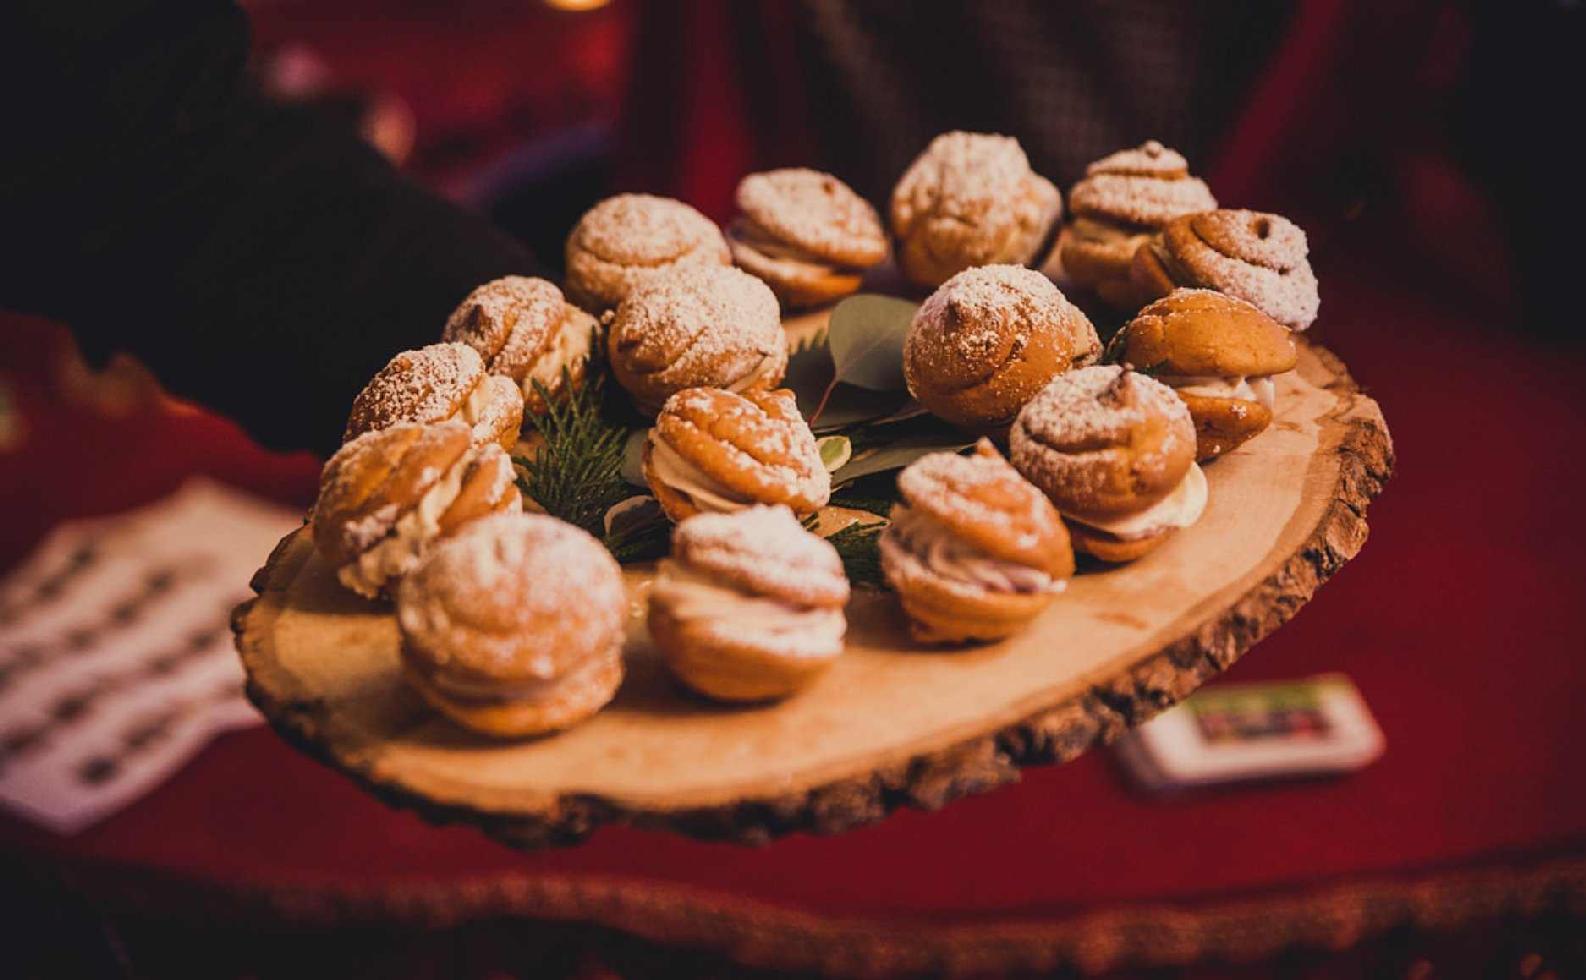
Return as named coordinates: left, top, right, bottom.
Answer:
left=396, top=513, right=625, bottom=736
left=607, top=264, right=788, bottom=415
left=648, top=506, right=848, bottom=701
left=1131, top=209, right=1320, bottom=330
left=644, top=387, right=829, bottom=522
left=343, top=342, right=524, bottom=451
left=442, top=275, right=597, bottom=415
left=565, top=193, right=731, bottom=313
left=903, top=265, right=1100, bottom=434
left=890, top=132, right=1062, bottom=287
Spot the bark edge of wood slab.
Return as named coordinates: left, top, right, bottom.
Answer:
left=234, top=339, right=1392, bottom=848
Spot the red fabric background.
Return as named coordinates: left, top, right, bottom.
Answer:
left=3, top=0, right=1584, bottom=972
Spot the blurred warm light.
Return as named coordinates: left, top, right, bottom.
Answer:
left=543, top=0, right=610, bottom=11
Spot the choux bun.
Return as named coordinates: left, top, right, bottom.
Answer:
left=343, top=343, right=523, bottom=451
left=903, top=265, right=1100, bottom=434
left=890, top=132, right=1061, bottom=288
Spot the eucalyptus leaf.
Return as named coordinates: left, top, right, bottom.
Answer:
left=826, top=294, right=918, bottom=392
left=620, top=429, right=649, bottom=487
left=603, top=494, right=662, bottom=537
left=830, top=432, right=974, bottom=485
left=816, top=435, right=852, bottom=472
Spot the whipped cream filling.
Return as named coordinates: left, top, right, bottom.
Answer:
left=729, top=219, right=847, bottom=278
left=882, top=506, right=1064, bottom=596
left=725, top=350, right=786, bottom=395
left=338, top=455, right=469, bottom=598
left=1071, top=463, right=1207, bottom=541
left=447, top=378, right=506, bottom=445
left=647, top=434, right=755, bottom=513
left=524, top=320, right=594, bottom=394
left=652, top=562, right=845, bottom=658
left=1160, top=374, right=1276, bottom=411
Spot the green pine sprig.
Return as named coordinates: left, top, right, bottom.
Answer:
left=804, top=514, right=889, bottom=589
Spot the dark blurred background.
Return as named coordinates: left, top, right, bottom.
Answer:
left=4, top=1, right=1586, bottom=977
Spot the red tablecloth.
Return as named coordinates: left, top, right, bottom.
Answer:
left=4, top=242, right=1586, bottom=975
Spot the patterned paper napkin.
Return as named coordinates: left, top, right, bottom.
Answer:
left=0, top=479, right=299, bottom=834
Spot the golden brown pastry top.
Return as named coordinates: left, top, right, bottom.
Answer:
left=342, top=342, right=522, bottom=448
left=651, top=387, right=830, bottom=514
left=735, top=168, right=887, bottom=269
left=896, top=440, right=1073, bottom=578
left=1115, top=289, right=1297, bottom=377
left=565, top=194, right=731, bottom=311
left=313, top=421, right=472, bottom=567
left=396, top=512, right=626, bottom=686
left=903, top=265, right=1100, bottom=430
left=670, top=505, right=849, bottom=608
left=890, top=131, right=1061, bottom=284
left=1068, top=140, right=1216, bottom=228
left=442, top=276, right=595, bottom=387
left=607, top=264, right=786, bottom=413
left=1155, top=209, right=1319, bottom=330
left=1010, top=365, right=1195, bottom=519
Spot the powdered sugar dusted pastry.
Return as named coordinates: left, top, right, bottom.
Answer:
left=643, top=387, right=829, bottom=522
left=1112, top=289, right=1297, bottom=460
left=1132, top=209, right=1320, bottom=330
left=891, top=131, right=1061, bottom=288
left=903, top=265, right=1100, bottom=434
left=1059, top=141, right=1216, bottom=309
left=880, top=440, right=1073, bottom=644
left=397, top=513, right=624, bottom=736
left=607, top=264, right=787, bottom=415
left=343, top=342, right=523, bottom=450
left=312, top=421, right=522, bottom=599
left=1010, top=366, right=1204, bottom=563
left=441, top=276, right=597, bottom=415
left=565, top=193, right=731, bottom=313
left=727, top=168, right=888, bottom=309
left=649, top=505, right=848, bottom=701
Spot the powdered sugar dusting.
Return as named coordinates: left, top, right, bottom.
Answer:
left=671, top=505, right=848, bottom=607
left=1009, top=366, right=1193, bottom=506
left=1160, top=210, right=1319, bottom=329
left=609, top=265, right=783, bottom=401
left=1070, top=141, right=1214, bottom=227
left=343, top=343, right=484, bottom=442
left=571, top=194, right=725, bottom=267
left=736, top=168, right=887, bottom=266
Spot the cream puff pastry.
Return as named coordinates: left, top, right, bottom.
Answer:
left=880, top=440, right=1074, bottom=644
left=312, top=421, right=522, bottom=598
left=903, top=264, right=1100, bottom=434
left=1132, top=209, right=1320, bottom=330
left=607, top=264, right=787, bottom=415
left=441, top=275, right=597, bottom=415
left=1010, top=365, right=1205, bottom=563
left=649, top=505, right=848, bottom=701
left=565, top=193, right=731, bottom=313
left=1111, top=289, right=1297, bottom=460
left=397, top=512, right=625, bottom=736
left=727, top=168, right=888, bottom=309
left=643, top=386, right=829, bottom=522
left=343, top=342, right=523, bottom=450
left=890, top=131, right=1061, bottom=288
left=1059, top=140, right=1216, bottom=309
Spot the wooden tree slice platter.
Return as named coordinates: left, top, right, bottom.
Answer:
left=234, top=339, right=1391, bottom=847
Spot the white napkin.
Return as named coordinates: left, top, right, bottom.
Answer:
left=0, top=479, right=299, bottom=833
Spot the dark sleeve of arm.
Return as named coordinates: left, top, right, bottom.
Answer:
left=0, top=1, right=538, bottom=455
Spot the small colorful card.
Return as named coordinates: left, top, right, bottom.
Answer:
left=1115, top=674, right=1384, bottom=791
